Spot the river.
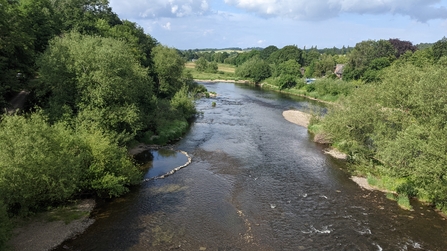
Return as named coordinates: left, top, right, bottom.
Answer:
left=56, top=82, right=447, bottom=251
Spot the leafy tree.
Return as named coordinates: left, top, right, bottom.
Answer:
left=232, top=50, right=260, bottom=66
left=313, top=54, right=335, bottom=77
left=206, top=61, right=218, bottom=73
left=37, top=32, right=153, bottom=143
left=0, top=113, right=85, bottom=215
left=303, top=47, right=320, bottom=66
left=213, top=52, right=229, bottom=63
left=236, top=57, right=271, bottom=83
left=19, top=0, right=60, bottom=54
left=320, top=60, right=447, bottom=210
left=96, top=19, right=158, bottom=68
left=275, top=59, right=302, bottom=77
left=152, top=45, right=186, bottom=98
left=269, top=45, right=303, bottom=65
left=389, top=38, right=417, bottom=59
left=195, top=57, right=208, bottom=72
left=0, top=0, right=34, bottom=110
left=51, top=0, right=121, bottom=34
left=433, top=38, right=447, bottom=61
left=260, top=45, right=279, bottom=60
left=343, top=40, right=396, bottom=80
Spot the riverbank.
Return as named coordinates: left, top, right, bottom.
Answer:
left=8, top=199, right=95, bottom=251
left=194, top=79, right=250, bottom=84
left=282, top=110, right=347, bottom=161
left=282, top=110, right=401, bottom=200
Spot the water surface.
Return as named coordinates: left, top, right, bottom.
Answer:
left=57, top=82, right=447, bottom=251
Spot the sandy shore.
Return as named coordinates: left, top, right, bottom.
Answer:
left=8, top=199, right=95, bottom=251
left=283, top=110, right=348, bottom=160
left=282, top=110, right=311, bottom=128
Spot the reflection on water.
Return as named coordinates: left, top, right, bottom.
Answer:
left=56, top=82, right=447, bottom=251
left=136, top=149, right=189, bottom=179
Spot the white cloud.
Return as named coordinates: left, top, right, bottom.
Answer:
left=223, top=0, right=447, bottom=21
left=109, top=0, right=210, bottom=19
left=162, top=22, right=172, bottom=30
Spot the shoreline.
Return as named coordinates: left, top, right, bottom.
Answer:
left=8, top=199, right=96, bottom=251
left=195, top=79, right=334, bottom=105
left=282, top=110, right=347, bottom=160
left=194, top=79, right=250, bottom=84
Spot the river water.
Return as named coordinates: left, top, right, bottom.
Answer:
left=57, top=82, right=447, bottom=251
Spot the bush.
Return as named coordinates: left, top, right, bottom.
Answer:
left=153, top=120, right=189, bottom=145
left=78, top=128, right=142, bottom=198
left=0, top=113, right=85, bottom=215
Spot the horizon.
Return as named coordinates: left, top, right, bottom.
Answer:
left=108, top=0, right=447, bottom=50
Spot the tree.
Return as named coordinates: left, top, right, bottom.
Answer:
left=260, top=45, right=279, bottom=60
left=195, top=57, right=208, bottom=72
left=37, top=32, right=153, bottom=143
left=236, top=57, right=271, bottom=83
left=19, top=0, right=61, bottom=54
left=0, top=113, right=85, bottom=214
left=51, top=0, right=121, bottom=34
left=269, top=45, right=303, bottom=65
left=433, top=38, right=447, bottom=61
left=303, top=48, right=320, bottom=66
left=0, top=0, right=35, bottom=110
left=389, top=38, right=417, bottom=59
left=275, top=59, right=302, bottom=77
left=343, top=40, right=396, bottom=80
left=152, top=45, right=185, bottom=98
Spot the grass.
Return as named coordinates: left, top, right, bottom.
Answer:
left=397, top=195, right=412, bottom=210
left=185, top=62, right=237, bottom=81
left=45, top=206, right=90, bottom=224
left=366, top=174, right=407, bottom=192
left=367, top=174, right=413, bottom=210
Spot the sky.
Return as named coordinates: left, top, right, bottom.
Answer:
left=108, top=0, right=447, bottom=50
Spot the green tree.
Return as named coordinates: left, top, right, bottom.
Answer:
left=269, top=45, right=303, bottom=65
left=303, top=47, right=320, bottom=66
left=0, top=0, right=34, bottom=110
left=19, top=0, right=60, bottom=54
left=52, top=0, right=121, bottom=34
left=236, top=57, right=271, bottom=83
left=433, top=38, right=447, bottom=61
left=0, top=113, right=85, bottom=215
left=343, top=40, right=396, bottom=80
left=37, top=32, right=153, bottom=143
left=260, top=45, right=279, bottom=60
left=195, top=57, right=208, bottom=72
left=275, top=59, right=302, bottom=77
left=152, top=45, right=185, bottom=98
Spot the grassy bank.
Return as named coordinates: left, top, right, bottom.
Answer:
left=185, top=62, right=238, bottom=81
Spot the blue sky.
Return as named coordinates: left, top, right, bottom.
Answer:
left=109, top=0, right=447, bottom=50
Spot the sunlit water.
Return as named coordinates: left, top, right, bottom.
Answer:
left=56, top=82, right=447, bottom=251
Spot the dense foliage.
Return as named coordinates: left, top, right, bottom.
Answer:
left=0, top=1, right=202, bottom=246
left=316, top=47, right=447, bottom=210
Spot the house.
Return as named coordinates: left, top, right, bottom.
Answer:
left=334, top=64, right=345, bottom=78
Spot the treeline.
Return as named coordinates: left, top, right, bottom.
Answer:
left=311, top=37, right=447, bottom=211
left=0, top=0, right=204, bottom=247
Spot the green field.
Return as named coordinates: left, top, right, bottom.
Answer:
left=185, top=62, right=238, bottom=80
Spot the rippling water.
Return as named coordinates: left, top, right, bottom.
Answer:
left=56, top=82, right=447, bottom=251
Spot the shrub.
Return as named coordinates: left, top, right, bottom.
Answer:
left=0, top=113, right=84, bottom=215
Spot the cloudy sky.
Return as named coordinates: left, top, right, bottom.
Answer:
left=108, top=0, right=447, bottom=50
